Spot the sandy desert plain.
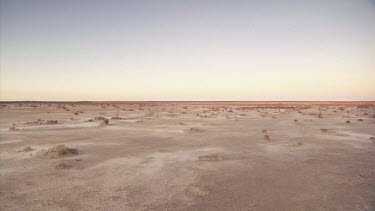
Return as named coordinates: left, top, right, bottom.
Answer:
left=0, top=101, right=375, bottom=211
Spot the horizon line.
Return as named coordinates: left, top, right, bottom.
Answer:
left=1, top=100, right=375, bottom=103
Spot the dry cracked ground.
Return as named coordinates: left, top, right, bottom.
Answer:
left=1, top=102, right=375, bottom=211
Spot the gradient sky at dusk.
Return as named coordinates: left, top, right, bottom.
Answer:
left=1, top=0, right=374, bottom=101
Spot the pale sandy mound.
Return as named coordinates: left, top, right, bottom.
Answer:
left=36, top=145, right=79, bottom=159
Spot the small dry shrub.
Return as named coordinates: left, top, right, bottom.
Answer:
left=45, top=120, right=58, bottom=124
left=25, top=119, right=58, bottom=125
left=99, top=119, right=109, bottom=126
left=189, top=127, right=202, bottom=133
left=291, top=142, right=303, bottom=147
left=264, top=135, right=271, bottom=141
left=22, top=146, right=33, bottom=152
left=94, top=116, right=105, bottom=120
left=346, top=120, right=350, bottom=124
left=198, top=154, right=222, bottom=161
left=55, top=162, right=72, bottom=169
left=9, top=125, right=18, bottom=131
left=320, top=128, right=328, bottom=133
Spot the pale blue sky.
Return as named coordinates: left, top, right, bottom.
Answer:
left=1, top=0, right=374, bottom=101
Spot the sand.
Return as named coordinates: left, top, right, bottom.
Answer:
left=0, top=102, right=375, bottom=210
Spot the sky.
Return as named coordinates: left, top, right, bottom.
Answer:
left=1, top=0, right=374, bottom=101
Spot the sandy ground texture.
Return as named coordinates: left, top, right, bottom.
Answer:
left=1, top=102, right=375, bottom=211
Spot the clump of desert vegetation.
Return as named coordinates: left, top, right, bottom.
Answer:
left=73, top=111, right=83, bottom=115
left=264, top=135, right=271, bottom=141
left=261, top=130, right=271, bottom=141
left=112, top=104, right=120, bottom=108
left=94, top=116, right=106, bottom=120
left=198, top=154, right=223, bottom=161
left=55, top=162, right=73, bottom=169
left=24, top=119, right=58, bottom=125
left=99, top=119, right=109, bottom=126
left=57, top=105, right=70, bottom=111
left=293, top=142, right=303, bottom=146
left=189, top=127, right=203, bottom=133
left=9, top=124, right=18, bottom=131
left=259, top=113, right=268, bottom=118
left=19, top=146, right=33, bottom=152
left=320, top=128, right=328, bottom=133
left=36, top=145, right=79, bottom=159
